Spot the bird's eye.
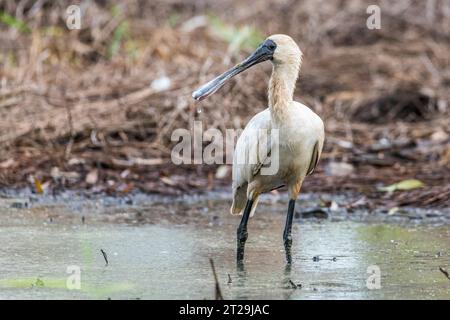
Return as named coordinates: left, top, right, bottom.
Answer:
left=264, top=40, right=276, bottom=51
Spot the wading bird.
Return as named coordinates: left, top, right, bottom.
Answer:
left=192, top=35, right=324, bottom=265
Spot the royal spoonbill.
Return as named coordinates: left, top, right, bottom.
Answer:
left=192, top=34, right=325, bottom=264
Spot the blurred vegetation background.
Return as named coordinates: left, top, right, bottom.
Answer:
left=0, top=0, right=448, bottom=207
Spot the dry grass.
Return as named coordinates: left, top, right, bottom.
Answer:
left=0, top=0, right=449, bottom=206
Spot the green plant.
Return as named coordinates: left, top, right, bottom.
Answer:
left=207, top=15, right=263, bottom=53
left=0, top=11, right=30, bottom=33
left=108, top=21, right=129, bottom=58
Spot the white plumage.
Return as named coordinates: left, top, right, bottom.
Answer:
left=231, top=102, right=324, bottom=217
left=193, top=34, right=325, bottom=264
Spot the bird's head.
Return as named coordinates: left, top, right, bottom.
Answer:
left=192, top=34, right=302, bottom=101
left=267, top=34, right=302, bottom=67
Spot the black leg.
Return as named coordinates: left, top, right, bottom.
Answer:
left=237, top=199, right=253, bottom=265
left=283, top=199, right=296, bottom=264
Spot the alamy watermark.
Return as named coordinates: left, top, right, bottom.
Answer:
left=66, top=265, right=81, bottom=290
left=60, top=2, right=383, bottom=175
left=171, top=121, right=280, bottom=176
left=66, top=5, right=81, bottom=30
left=367, top=5, right=381, bottom=30
left=366, top=265, right=382, bottom=289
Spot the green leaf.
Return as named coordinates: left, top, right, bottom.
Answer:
left=0, top=277, right=133, bottom=298
left=207, top=15, right=264, bottom=52
left=0, top=277, right=66, bottom=289
left=378, top=179, right=425, bottom=192
left=0, top=11, right=30, bottom=33
left=108, top=21, right=129, bottom=58
left=82, top=282, right=135, bottom=298
left=168, top=13, right=180, bottom=27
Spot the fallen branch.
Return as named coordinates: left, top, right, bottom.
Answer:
left=209, top=258, right=223, bottom=300
left=439, top=267, right=450, bottom=280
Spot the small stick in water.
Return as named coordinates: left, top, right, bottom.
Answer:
left=439, top=267, right=450, bottom=280
left=288, top=280, right=302, bottom=289
left=100, top=249, right=109, bottom=266
left=209, top=258, right=223, bottom=300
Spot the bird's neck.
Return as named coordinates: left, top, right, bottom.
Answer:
left=268, top=63, right=299, bottom=123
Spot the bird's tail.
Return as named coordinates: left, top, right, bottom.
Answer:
left=230, top=185, right=246, bottom=215
left=230, top=191, right=259, bottom=218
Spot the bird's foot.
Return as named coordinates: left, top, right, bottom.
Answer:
left=284, top=235, right=293, bottom=265
left=237, top=228, right=248, bottom=247
left=236, top=247, right=245, bottom=265
left=284, top=249, right=292, bottom=265
left=236, top=229, right=248, bottom=263
left=283, top=234, right=292, bottom=249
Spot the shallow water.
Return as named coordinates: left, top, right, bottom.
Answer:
left=0, top=198, right=449, bottom=299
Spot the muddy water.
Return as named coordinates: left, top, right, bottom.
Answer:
left=0, top=197, right=449, bottom=299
